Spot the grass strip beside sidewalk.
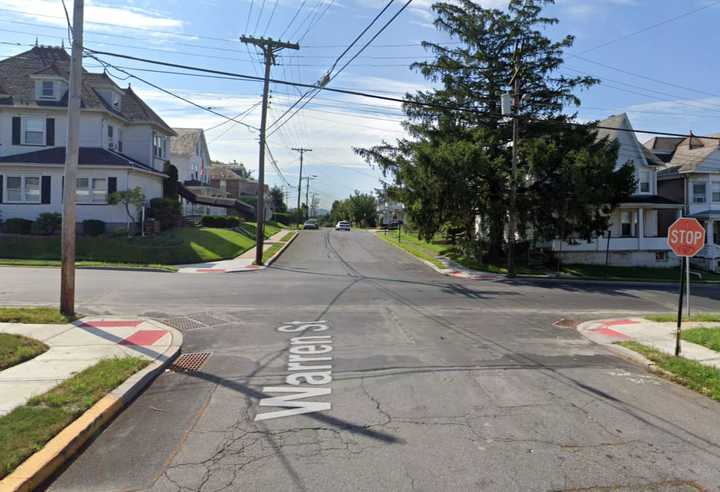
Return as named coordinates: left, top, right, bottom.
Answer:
left=0, top=307, right=75, bottom=324
left=0, top=357, right=149, bottom=479
left=280, top=232, right=296, bottom=242
left=681, top=328, right=720, bottom=352
left=618, top=341, right=720, bottom=402
left=0, top=334, right=48, bottom=371
left=645, top=313, right=720, bottom=323
left=0, top=259, right=177, bottom=272
left=261, top=243, right=284, bottom=264
left=376, top=231, right=446, bottom=269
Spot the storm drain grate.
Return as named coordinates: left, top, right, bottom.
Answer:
left=552, top=318, right=579, bottom=329
left=171, top=352, right=212, bottom=373
left=186, top=313, right=228, bottom=327
left=162, top=317, right=206, bottom=332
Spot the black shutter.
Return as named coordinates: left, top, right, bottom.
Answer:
left=46, top=118, right=55, bottom=146
left=41, top=176, right=51, bottom=204
left=108, top=177, right=117, bottom=195
left=0, top=175, right=3, bottom=203
left=12, top=117, right=20, bottom=145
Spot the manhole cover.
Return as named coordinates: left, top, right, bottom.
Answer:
left=162, top=317, right=206, bottom=331
left=171, top=352, right=212, bottom=373
left=553, top=318, right=579, bottom=329
left=187, top=313, right=228, bottom=327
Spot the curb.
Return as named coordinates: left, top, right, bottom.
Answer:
left=0, top=264, right=176, bottom=274
left=576, top=319, right=657, bottom=369
left=265, top=231, right=299, bottom=267
left=0, top=321, right=183, bottom=492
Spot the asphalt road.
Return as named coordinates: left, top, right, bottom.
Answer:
left=2, top=230, right=719, bottom=491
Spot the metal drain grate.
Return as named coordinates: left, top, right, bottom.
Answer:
left=162, top=317, right=206, bottom=331
left=171, top=352, right=212, bottom=373
left=186, top=313, right=228, bottom=327
left=552, top=318, right=579, bottom=329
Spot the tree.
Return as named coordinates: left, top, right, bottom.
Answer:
left=329, top=192, right=378, bottom=227
left=269, top=186, right=287, bottom=213
left=357, top=0, right=634, bottom=263
left=163, top=163, right=179, bottom=199
left=109, top=187, right=145, bottom=236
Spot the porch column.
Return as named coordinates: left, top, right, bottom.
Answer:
left=708, top=219, right=715, bottom=245
left=637, top=208, right=644, bottom=249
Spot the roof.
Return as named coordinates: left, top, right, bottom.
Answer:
left=171, top=128, right=205, bottom=156
left=0, top=147, right=164, bottom=175
left=595, top=113, right=662, bottom=168
left=689, top=210, right=720, bottom=219
left=643, top=136, right=684, bottom=154
left=621, top=194, right=683, bottom=205
left=0, top=46, right=174, bottom=135
left=667, top=133, right=720, bottom=173
left=209, top=165, right=243, bottom=180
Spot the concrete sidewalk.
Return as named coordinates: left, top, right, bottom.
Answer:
left=578, top=317, right=720, bottom=369
left=176, top=228, right=291, bottom=273
left=0, top=317, right=181, bottom=416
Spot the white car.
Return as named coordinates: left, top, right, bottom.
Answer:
left=335, top=221, right=351, bottom=231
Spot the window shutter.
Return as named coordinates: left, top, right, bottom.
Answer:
left=12, top=117, right=20, bottom=145
left=46, top=118, right=55, bottom=146
left=0, top=175, right=3, bottom=203
left=108, top=177, right=117, bottom=195
left=41, top=176, right=51, bottom=204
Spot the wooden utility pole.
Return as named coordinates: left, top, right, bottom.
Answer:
left=60, top=0, right=84, bottom=316
left=507, top=45, right=521, bottom=278
left=302, top=176, right=316, bottom=221
left=292, top=147, right=311, bottom=225
left=241, top=36, right=299, bottom=265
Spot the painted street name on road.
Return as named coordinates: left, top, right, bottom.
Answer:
left=254, top=320, right=334, bottom=421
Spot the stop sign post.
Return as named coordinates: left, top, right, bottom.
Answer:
left=667, top=218, right=706, bottom=356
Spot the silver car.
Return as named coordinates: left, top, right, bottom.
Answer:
left=335, top=221, right=351, bottom=231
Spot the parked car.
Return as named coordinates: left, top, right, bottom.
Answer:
left=303, top=220, right=319, bottom=230
left=335, top=221, right=351, bottom=231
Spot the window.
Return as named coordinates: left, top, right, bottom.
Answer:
left=23, top=118, right=45, bottom=145
left=712, top=182, right=720, bottom=203
left=693, top=183, right=707, bottom=203
left=153, top=134, right=165, bottom=159
left=5, top=176, right=41, bottom=203
left=656, top=251, right=668, bottom=262
left=621, top=211, right=635, bottom=237
left=639, top=170, right=651, bottom=193
left=76, top=177, right=108, bottom=203
left=41, top=80, right=54, bottom=98
left=108, top=125, right=114, bottom=139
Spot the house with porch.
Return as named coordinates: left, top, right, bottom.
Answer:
left=549, top=114, right=684, bottom=267
left=0, top=45, right=175, bottom=231
left=655, top=133, right=720, bottom=272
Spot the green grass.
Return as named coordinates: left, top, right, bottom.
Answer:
left=376, top=230, right=447, bottom=269
left=0, top=307, right=75, bottom=324
left=618, top=341, right=720, bottom=402
left=560, top=264, right=720, bottom=282
left=0, top=334, right=48, bottom=371
left=0, top=226, right=274, bottom=265
left=0, top=357, right=148, bottom=479
left=239, top=221, right=282, bottom=239
left=645, top=313, right=720, bottom=323
left=261, top=243, right=285, bottom=264
left=280, top=232, right=296, bottom=242
left=0, top=259, right=177, bottom=272
left=681, top=327, right=720, bottom=352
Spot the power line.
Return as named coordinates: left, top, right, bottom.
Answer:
left=298, top=0, right=336, bottom=43
left=263, top=0, right=280, bottom=36
left=253, top=0, right=268, bottom=34
left=279, top=1, right=308, bottom=39
left=245, top=0, right=255, bottom=34
left=84, top=48, right=720, bottom=142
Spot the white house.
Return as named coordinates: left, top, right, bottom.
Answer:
left=656, top=134, right=720, bottom=272
left=170, top=127, right=227, bottom=217
left=0, top=46, right=175, bottom=231
left=549, top=114, right=684, bottom=267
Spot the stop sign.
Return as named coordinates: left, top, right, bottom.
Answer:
left=667, top=218, right=706, bottom=257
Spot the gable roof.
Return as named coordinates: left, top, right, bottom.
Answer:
left=0, top=146, right=164, bottom=175
left=171, top=128, right=206, bottom=156
left=667, top=133, right=720, bottom=173
left=594, top=113, right=661, bottom=169
left=0, top=46, right=175, bottom=135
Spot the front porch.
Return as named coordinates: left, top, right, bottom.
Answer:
left=689, top=210, right=720, bottom=272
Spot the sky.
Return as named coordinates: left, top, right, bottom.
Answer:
left=1, top=0, right=719, bottom=208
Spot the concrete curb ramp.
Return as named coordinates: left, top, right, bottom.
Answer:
left=0, top=319, right=183, bottom=492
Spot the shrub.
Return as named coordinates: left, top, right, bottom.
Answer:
left=273, top=212, right=292, bottom=225
left=200, top=215, right=239, bottom=228
left=35, top=212, right=62, bottom=235
left=4, top=218, right=33, bottom=234
left=83, top=219, right=106, bottom=237
left=149, top=198, right=182, bottom=230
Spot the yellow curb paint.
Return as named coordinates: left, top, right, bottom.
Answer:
left=0, top=395, right=122, bottom=492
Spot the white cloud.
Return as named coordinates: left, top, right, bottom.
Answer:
left=0, top=0, right=183, bottom=31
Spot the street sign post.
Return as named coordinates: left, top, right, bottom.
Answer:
left=667, top=218, right=706, bottom=356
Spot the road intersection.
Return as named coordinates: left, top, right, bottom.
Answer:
left=2, top=230, right=719, bottom=490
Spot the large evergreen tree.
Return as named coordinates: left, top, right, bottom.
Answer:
left=356, top=0, right=634, bottom=263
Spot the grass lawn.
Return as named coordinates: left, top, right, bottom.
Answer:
left=618, top=341, right=720, bottom=402
left=681, top=327, right=720, bottom=352
left=645, top=313, right=720, bottom=323
left=0, top=334, right=48, bottom=371
left=376, top=230, right=448, bottom=269
left=280, top=232, right=296, bottom=242
left=261, top=243, right=284, bottom=264
left=0, top=307, right=75, bottom=324
left=0, top=259, right=176, bottom=272
left=0, top=225, right=277, bottom=265
left=0, top=357, right=148, bottom=479
left=561, top=264, right=720, bottom=282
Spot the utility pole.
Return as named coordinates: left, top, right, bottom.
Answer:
left=241, top=36, right=299, bottom=265
left=60, top=0, right=84, bottom=316
left=302, top=175, right=316, bottom=221
left=507, top=43, right=522, bottom=278
left=292, top=147, right=311, bottom=225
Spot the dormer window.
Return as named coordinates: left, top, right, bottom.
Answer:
left=41, top=81, right=54, bottom=98
left=111, top=91, right=121, bottom=110
left=639, top=170, right=651, bottom=193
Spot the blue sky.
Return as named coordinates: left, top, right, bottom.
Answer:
left=1, top=0, right=719, bottom=208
